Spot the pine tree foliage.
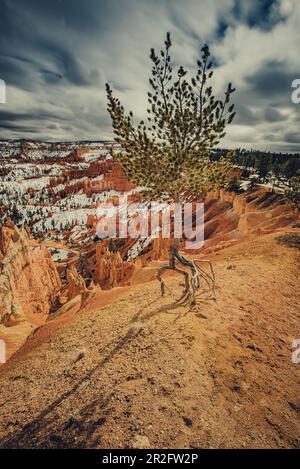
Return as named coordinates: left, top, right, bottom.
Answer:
left=106, top=33, right=236, bottom=202
left=286, top=175, right=300, bottom=209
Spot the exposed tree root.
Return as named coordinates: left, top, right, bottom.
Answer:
left=157, top=248, right=216, bottom=305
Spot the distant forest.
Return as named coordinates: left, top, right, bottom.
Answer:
left=212, top=148, right=300, bottom=181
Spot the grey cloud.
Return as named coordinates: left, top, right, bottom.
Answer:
left=0, top=122, right=41, bottom=132
left=0, top=55, right=38, bottom=91
left=234, top=102, right=259, bottom=125
left=246, top=61, right=295, bottom=98
left=0, top=0, right=299, bottom=152
left=0, top=110, right=69, bottom=122
left=264, top=107, right=285, bottom=122
left=284, top=132, right=300, bottom=144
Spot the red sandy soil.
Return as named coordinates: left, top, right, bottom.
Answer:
left=0, top=231, right=299, bottom=449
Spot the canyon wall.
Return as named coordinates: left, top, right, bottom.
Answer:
left=140, top=188, right=299, bottom=260
left=200, top=188, right=299, bottom=254
left=0, top=222, right=61, bottom=359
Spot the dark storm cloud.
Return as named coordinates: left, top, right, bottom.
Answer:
left=0, top=0, right=299, bottom=151
left=246, top=61, right=295, bottom=98
left=0, top=122, right=41, bottom=132
left=0, top=0, right=103, bottom=37
left=264, top=107, right=285, bottom=122
left=0, top=110, right=68, bottom=122
left=284, top=132, right=300, bottom=144
left=0, top=0, right=103, bottom=88
left=0, top=55, right=38, bottom=91
left=233, top=0, right=278, bottom=29
left=234, top=102, right=258, bottom=125
left=37, top=42, right=97, bottom=87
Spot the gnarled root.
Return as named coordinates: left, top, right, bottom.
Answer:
left=157, top=250, right=216, bottom=305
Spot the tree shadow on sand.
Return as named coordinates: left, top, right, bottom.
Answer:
left=0, top=288, right=214, bottom=448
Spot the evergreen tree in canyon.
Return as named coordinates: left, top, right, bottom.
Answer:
left=106, top=33, right=236, bottom=303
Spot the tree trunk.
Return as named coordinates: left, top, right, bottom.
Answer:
left=157, top=235, right=216, bottom=305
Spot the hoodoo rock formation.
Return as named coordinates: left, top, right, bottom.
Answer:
left=95, top=242, right=135, bottom=289
left=88, top=163, right=136, bottom=194
left=123, top=188, right=299, bottom=263
left=0, top=223, right=61, bottom=359
left=85, top=187, right=299, bottom=276
left=199, top=188, right=299, bottom=254
left=66, top=264, right=87, bottom=301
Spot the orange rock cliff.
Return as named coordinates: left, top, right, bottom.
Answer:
left=0, top=223, right=61, bottom=359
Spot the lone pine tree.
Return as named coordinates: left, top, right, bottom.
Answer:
left=106, top=33, right=236, bottom=304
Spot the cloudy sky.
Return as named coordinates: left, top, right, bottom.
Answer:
left=0, top=0, right=299, bottom=151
